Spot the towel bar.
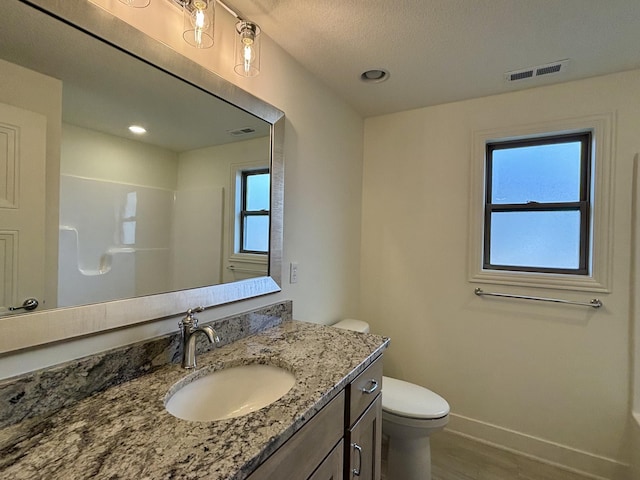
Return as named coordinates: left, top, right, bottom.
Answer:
left=474, top=288, right=602, bottom=308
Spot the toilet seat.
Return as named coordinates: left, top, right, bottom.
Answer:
left=382, top=376, right=450, bottom=420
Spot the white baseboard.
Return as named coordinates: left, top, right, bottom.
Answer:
left=447, top=413, right=630, bottom=480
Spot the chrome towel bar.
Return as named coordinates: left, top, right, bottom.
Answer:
left=227, top=265, right=267, bottom=275
left=474, top=288, right=603, bottom=309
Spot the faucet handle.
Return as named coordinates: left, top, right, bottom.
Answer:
left=187, top=306, right=205, bottom=316
left=179, top=306, right=205, bottom=329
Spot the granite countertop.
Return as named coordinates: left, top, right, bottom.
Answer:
left=0, top=320, right=388, bottom=480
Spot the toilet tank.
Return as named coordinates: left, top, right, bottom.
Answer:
left=332, top=318, right=370, bottom=333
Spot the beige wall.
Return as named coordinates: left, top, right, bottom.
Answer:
left=0, top=1, right=363, bottom=378
left=361, top=70, right=640, bottom=478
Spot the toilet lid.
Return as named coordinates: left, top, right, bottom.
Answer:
left=382, top=376, right=450, bottom=419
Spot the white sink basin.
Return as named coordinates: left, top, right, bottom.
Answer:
left=165, top=364, right=296, bottom=422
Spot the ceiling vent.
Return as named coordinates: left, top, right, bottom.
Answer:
left=227, top=127, right=257, bottom=136
left=504, top=59, right=569, bottom=83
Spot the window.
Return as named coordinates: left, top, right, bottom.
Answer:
left=469, top=115, right=613, bottom=292
left=484, top=133, right=591, bottom=275
left=240, top=168, right=270, bottom=254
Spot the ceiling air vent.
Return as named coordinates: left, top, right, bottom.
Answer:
left=228, top=127, right=257, bottom=136
left=504, top=59, right=569, bottom=83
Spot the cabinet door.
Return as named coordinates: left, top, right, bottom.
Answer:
left=346, top=395, right=382, bottom=480
left=308, top=440, right=343, bottom=480
left=247, top=392, right=344, bottom=480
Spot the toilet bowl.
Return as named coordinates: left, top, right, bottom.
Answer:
left=332, top=319, right=450, bottom=480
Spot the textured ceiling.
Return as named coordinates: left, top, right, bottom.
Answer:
left=231, top=0, right=640, bottom=117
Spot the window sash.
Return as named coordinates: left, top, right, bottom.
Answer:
left=483, top=132, right=591, bottom=275
left=240, top=169, right=270, bottom=254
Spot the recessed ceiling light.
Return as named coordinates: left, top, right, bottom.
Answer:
left=128, top=125, right=147, bottom=134
left=360, top=69, right=390, bottom=83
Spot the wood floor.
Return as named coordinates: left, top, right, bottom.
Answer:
left=382, top=430, right=595, bottom=480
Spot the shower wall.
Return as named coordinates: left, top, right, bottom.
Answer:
left=58, top=175, right=174, bottom=306
left=59, top=124, right=179, bottom=307
left=58, top=123, right=259, bottom=308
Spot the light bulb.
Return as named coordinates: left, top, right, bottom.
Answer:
left=191, top=2, right=210, bottom=29
left=243, top=44, right=254, bottom=74
left=183, top=0, right=214, bottom=48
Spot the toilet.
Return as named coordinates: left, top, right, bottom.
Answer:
left=333, top=319, right=449, bottom=480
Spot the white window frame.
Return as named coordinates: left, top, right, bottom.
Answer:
left=227, top=161, right=269, bottom=267
left=468, top=113, right=614, bottom=292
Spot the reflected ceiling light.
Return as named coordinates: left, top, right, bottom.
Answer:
left=128, top=125, right=147, bottom=134
left=118, top=0, right=151, bottom=7
left=120, top=0, right=262, bottom=77
left=360, top=69, right=390, bottom=83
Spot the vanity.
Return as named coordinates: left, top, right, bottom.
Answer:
left=0, top=309, right=388, bottom=479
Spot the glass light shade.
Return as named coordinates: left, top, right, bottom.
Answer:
left=234, top=21, right=261, bottom=77
left=183, top=0, right=214, bottom=49
left=118, top=0, right=150, bottom=7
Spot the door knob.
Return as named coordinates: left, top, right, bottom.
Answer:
left=9, top=298, right=39, bottom=311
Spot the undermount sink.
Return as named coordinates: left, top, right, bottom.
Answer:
left=165, top=364, right=296, bottom=422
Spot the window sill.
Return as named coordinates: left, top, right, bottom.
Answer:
left=229, top=253, right=268, bottom=264
left=470, top=269, right=610, bottom=293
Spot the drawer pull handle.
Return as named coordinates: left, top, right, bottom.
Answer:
left=361, top=379, right=378, bottom=394
left=352, top=442, right=362, bottom=476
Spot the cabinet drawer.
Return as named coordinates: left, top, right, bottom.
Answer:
left=347, top=356, right=383, bottom=427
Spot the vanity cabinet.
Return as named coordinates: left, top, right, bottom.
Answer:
left=247, top=355, right=384, bottom=480
left=345, top=357, right=384, bottom=480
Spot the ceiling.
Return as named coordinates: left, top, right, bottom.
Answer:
left=231, top=0, right=640, bottom=117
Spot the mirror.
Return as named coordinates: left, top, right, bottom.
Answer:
left=0, top=0, right=284, bottom=353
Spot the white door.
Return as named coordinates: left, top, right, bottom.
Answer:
left=0, top=102, right=47, bottom=313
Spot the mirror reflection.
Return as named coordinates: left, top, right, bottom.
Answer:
left=0, top=1, right=272, bottom=315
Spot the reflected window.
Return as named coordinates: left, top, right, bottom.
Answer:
left=121, top=191, right=137, bottom=245
left=484, top=132, right=592, bottom=274
left=240, top=169, right=270, bottom=254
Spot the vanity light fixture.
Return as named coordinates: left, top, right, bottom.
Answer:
left=128, top=125, right=147, bottom=134
left=120, top=0, right=262, bottom=77
left=234, top=21, right=261, bottom=77
left=182, top=0, right=214, bottom=49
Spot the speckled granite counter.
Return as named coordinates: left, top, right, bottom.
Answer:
left=0, top=319, right=388, bottom=480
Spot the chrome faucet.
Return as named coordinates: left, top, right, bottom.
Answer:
left=179, top=306, right=220, bottom=369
